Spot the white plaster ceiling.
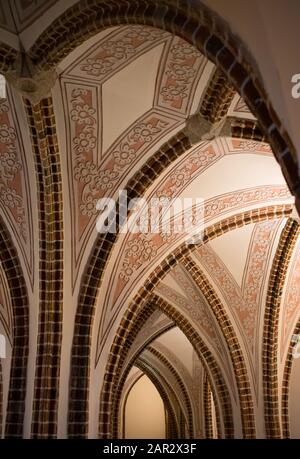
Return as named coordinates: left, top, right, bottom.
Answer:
left=154, top=327, right=197, bottom=375
left=209, top=224, right=255, bottom=287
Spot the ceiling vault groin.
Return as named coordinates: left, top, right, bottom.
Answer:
left=0, top=0, right=299, bottom=441
left=20, top=0, right=300, bottom=211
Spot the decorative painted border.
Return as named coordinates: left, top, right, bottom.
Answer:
left=26, top=0, right=300, bottom=211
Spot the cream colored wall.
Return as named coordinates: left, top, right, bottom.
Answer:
left=0, top=324, right=11, bottom=439
left=125, top=375, right=166, bottom=439
left=290, top=356, right=300, bottom=438
left=203, top=0, right=300, bottom=176
left=211, top=392, right=218, bottom=439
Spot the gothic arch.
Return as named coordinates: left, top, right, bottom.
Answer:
left=121, top=370, right=143, bottom=438
left=136, top=356, right=189, bottom=437
left=23, top=2, right=300, bottom=435
left=0, top=0, right=298, bottom=441
left=134, top=360, right=180, bottom=438
left=141, top=346, right=194, bottom=438
left=98, top=292, right=233, bottom=438
left=69, top=204, right=291, bottom=437
left=111, top=321, right=176, bottom=438
left=182, top=256, right=255, bottom=437
left=0, top=42, right=17, bottom=73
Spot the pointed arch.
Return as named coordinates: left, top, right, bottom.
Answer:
left=182, top=256, right=255, bottom=437
left=98, top=292, right=234, bottom=438
left=263, top=218, right=300, bottom=438
left=134, top=361, right=180, bottom=439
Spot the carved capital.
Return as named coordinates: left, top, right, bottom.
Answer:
left=6, top=69, right=57, bottom=104
left=5, top=47, right=57, bottom=104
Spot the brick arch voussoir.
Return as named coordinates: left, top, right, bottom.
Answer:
left=103, top=205, right=292, bottom=439
left=181, top=256, right=256, bottom=438
left=71, top=205, right=291, bottom=437
left=69, top=131, right=191, bottom=437
left=0, top=216, right=29, bottom=438
left=149, top=293, right=233, bottom=437
left=281, top=316, right=300, bottom=438
left=263, top=218, right=300, bottom=438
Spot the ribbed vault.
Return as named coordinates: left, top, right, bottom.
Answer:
left=0, top=0, right=299, bottom=440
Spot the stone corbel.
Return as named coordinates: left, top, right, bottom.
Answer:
left=183, top=112, right=231, bottom=145
left=291, top=205, right=300, bottom=222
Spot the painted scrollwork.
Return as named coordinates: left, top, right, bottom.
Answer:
left=0, top=103, right=26, bottom=238
left=71, top=88, right=168, bottom=217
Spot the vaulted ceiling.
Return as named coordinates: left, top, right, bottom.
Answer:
left=0, top=0, right=299, bottom=440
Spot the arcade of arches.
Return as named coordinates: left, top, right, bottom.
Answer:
left=0, top=0, right=300, bottom=439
